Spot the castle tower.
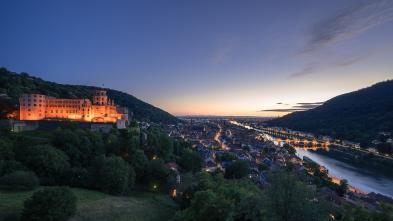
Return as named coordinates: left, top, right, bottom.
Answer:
left=19, top=94, right=47, bottom=120
left=93, top=90, right=108, bottom=105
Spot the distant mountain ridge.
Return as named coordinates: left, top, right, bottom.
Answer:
left=267, top=80, right=393, bottom=146
left=0, top=67, right=179, bottom=124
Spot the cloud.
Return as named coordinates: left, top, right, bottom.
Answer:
left=289, top=63, right=318, bottom=78
left=260, top=108, right=307, bottom=112
left=293, top=102, right=324, bottom=109
left=296, top=102, right=324, bottom=105
left=335, top=55, right=368, bottom=66
left=303, top=0, right=393, bottom=53
left=289, top=54, right=369, bottom=78
left=211, top=45, right=231, bottom=64
left=260, top=101, right=324, bottom=113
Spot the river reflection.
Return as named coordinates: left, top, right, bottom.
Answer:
left=296, top=148, right=393, bottom=198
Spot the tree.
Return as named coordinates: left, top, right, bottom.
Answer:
left=265, top=171, right=328, bottom=221
left=283, top=143, right=296, bottom=155
left=179, top=149, right=203, bottom=173
left=174, top=175, right=265, bottom=221
left=145, top=129, right=174, bottom=160
left=130, top=149, right=148, bottom=175
left=0, top=139, right=14, bottom=160
left=18, top=145, right=70, bottom=185
left=224, top=160, right=250, bottom=179
left=336, top=179, right=348, bottom=197
left=95, top=156, right=129, bottom=194
left=21, top=187, right=77, bottom=221
left=258, top=163, right=269, bottom=171
left=0, top=170, right=39, bottom=190
left=145, top=159, right=170, bottom=189
left=127, top=166, right=136, bottom=190
left=217, top=152, right=237, bottom=162
left=0, top=160, right=26, bottom=176
left=67, top=167, right=90, bottom=188
left=173, top=190, right=233, bottom=221
left=234, top=195, right=265, bottom=221
left=377, top=142, right=392, bottom=155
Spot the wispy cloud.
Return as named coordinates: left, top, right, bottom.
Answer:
left=289, top=54, right=369, bottom=78
left=261, top=108, right=306, bottom=112
left=289, top=63, right=318, bottom=78
left=211, top=45, right=232, bottom=64
left=303, top=0, right=393, bottom=53
left=335, top=55, right=368, bottom=67
left=293, top=102, right=324, bottom=109
left=260, top=102, right=324, bottom=113
left=296, top=102, right=324, bottom=105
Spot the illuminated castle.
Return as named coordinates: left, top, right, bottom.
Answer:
left=19, top=90, right=128, bottom=123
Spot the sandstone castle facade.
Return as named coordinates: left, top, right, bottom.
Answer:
left=19, top=90, right=128, bottom=123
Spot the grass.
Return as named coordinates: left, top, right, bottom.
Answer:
left=0, top=187, right=178, bottom=221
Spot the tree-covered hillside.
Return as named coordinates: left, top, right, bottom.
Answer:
left=267, top=80, right=393, bottom=146
left=0, top=68, right=178, bottom=124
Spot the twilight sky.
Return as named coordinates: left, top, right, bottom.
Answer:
left=1, top=0, right=393, bottom=116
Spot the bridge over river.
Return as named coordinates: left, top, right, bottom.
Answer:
left=230, top=120, right=393, bottom=198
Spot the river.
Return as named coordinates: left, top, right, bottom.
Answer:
left=296, top=148, right=393, bottom=198
left=230, top=121, right=393, bottom=198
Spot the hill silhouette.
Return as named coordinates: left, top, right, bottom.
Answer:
left=0, top=67, right=178, bottom=124
left=267, top=80, right=393, bottom=146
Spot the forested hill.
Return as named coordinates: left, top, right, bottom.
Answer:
left=267, top=80, right=393, bottom=146
left=0, top=67, right=179, bottom=124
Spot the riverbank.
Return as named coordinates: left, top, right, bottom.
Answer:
left=315, top=145, right=393, bottom=176
left=296, top=148, right=393, bottom=198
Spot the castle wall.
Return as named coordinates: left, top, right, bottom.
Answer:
left=19, top=90, right=127, bottom=123
left=45, top=98, right=92, bottom=121
left=19, top=94, right=47, bottom=120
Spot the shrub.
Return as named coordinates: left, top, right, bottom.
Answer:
left=145, top=159, right=170, bottom=186
left=0, top=170, right=39, bottom=190
left=0, top=139, right=14, bottom=160
left=94, top=156, right=129, bottom=194
left=18, top=145, right=70, bottom=185
left=21, top=187, right=77, bottom=221
left=0, top=160, right=26, bottom=176
left=178, top=149, right=203, bottom=173
left=224, top=160, right=250, bottom=179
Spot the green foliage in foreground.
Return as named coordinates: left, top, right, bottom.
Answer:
left=93, top=156, right=131, bottom=194
left=0, top=187, right=177, bottom=221
left=224, top=160, right=250, bottom=179
left=0, top=170, right=39, bottom=190
left=173, top=171, right=330, bottom=221
left=0, top=123, right=193, bottom=194
left=21, top=187, right=77, bottom=221
left=340, top=204, right=393, bottom=221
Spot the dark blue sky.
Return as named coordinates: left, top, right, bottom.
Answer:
left=1, top=0, right=392, bottom=116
